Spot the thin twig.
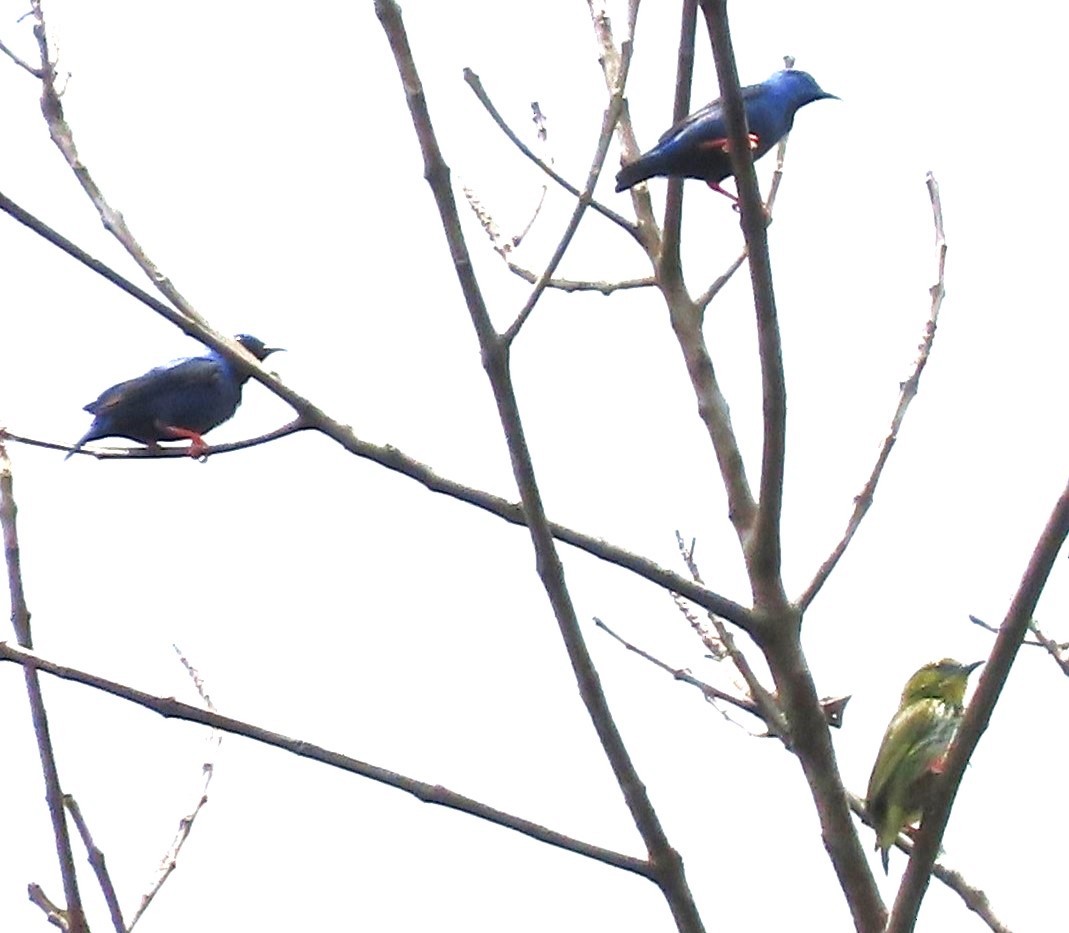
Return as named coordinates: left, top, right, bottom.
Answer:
left=969, top=613, right=1054, bottom=648
left=889, top=476, right=1069, bottom=930
left=798, top=173, right=947, bottom=612
left=0, top=33, right=41, bottom=76
left=694, top=251, right=746, bottom=315
left=506, top=264, right=655, bottom=294
left=594, top=617, right=761, bottom=720
left=587, top=0, right=660, bottom=255
left=1026, top=618, right=1069, bottom=676
left=0, top=444, right=88, bottom=933
left=3, top=419, right=311, bottom=460
left=693, top=130, right=791, bottom=317
left=27, top=0, right=209, bottom=330
left=63, top=796, right=125, bottom=933
left=503, top=57, right=631, bottom=341
left=674, top=532, right=788, bottom=740
left=0, top=640, right=650, bottom=878
left=127, top=647, right=221, bottom=930
left=462, top=68, right=637, bottom=239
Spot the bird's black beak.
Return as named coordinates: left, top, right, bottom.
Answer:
left=264, top=347, right=285, bottom=357
left=822, top=92, right=841, bottom=101
left=964, top=660, right=984, bottom=675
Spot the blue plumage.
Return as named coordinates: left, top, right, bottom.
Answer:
left=615, top=69, right=837, bottom=200
left=66, top=334, right=281, bottom=460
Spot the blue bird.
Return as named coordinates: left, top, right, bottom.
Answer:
left=615, top=69, right=837, bottom=203
left=66, top=334, right=282, bottom=460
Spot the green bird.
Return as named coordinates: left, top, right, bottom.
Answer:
left=865, top=658, right=982, bottom=873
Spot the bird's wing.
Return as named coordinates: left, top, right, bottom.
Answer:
left=656, top=82, right=764, bottom=145
left=85, top=357, right=223, bottom=416
left=865, top=700, right=951, bottom=808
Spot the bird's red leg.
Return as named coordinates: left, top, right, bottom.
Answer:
left=157, top=424, right=209, bottom=459
left=706, top=182, right=740, bottom=204
left=699, top=133, right=761, bottom=210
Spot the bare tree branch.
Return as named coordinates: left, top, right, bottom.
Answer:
left=889, top=475, right=1069, bottom=931
left=798, top=174, right=947, bottom=612
left=0, top=641, right=651, bottom=878
left=63, top=796, right=125, bottom=933
left=660, top=0, right=696, bottom=275
left=504, top=55, right=632, bottom=342
left=505, top=264, right=655, bottom=294
left=971, top=614, right=1069, bottom=677
left=588, top=0, right=661, bottom=256
left=463, top=68, right=638, bottom=239
left=599, top=599, right=1006, bottom=930
left=845, top=796, right=1011, bottom=933
left=3, top=420, right=311, bottom=460
left=694, top=251, right=746, bottom=315
left=126, top=647, right=221, bottom=930
left=27, top=883, right=68, bottom=931
left=594, top=616, right=761, bottom=721
left=698, top=0, right=786, bottom=610
left=0, top=32, right=41, bottom=76
left=26, top=0, right=210, bottom=331
left=1025, top=618, right=1069, bottom=677
left=0, top=444, right=88, bottom=933
left=0, top=200, right=752, bottom=632
left=675, top=532, right=787, bottom=739
left=375, top=2, right=705, bottom=930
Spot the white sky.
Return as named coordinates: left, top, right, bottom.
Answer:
left=0, top=1, right=1065, bottom=930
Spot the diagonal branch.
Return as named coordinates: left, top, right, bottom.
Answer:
left=698, top=0, right=786, bottom=609
left=845, top=796, right=1011, bottom=933
left=588, top=0, right=660, bottom=255
left=504, top=54, right=632, bottom=342
left=0, top=193, right=753, bottom=634
left=375, top=2, right=705, bottom=930
left=1, top=444, right=88, bottom=933
left=659, top=0, right=696, bottom=274
left=695, top=7, right=885, bottom=930
left=0, top=641, right=649, bottom=878
left=888, top=475, right=1069, bottom=931
left=594, top=616, right=761, bottom=721
left=798, top=174, right=946, bottom=612
left=693, top=133, right=793, bottom=317
left=463, top=69, right=638, bottom=240
left=27, top=0, right=209, bottom=331
left=1024, top=618, right=1069, bottom=677
left=64, top=796, right=125, bottom=933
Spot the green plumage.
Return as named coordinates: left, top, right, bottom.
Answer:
left=865, top=658, right=981, bottom=873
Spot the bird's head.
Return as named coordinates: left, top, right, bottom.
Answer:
left=769, top=69, right=839, bottom=106
left=235, top=334, right=284, bottom=361
left=899, top=658, right=982, bottom=708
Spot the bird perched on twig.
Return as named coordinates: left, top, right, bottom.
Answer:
left=615, top=69, right=837, bottom=203
left=66, top=334, right=282, bottom=460
left=865, top=658, right=982, bottom=873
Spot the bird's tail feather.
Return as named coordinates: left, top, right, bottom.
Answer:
left=615, top=158, right=658, bottom=193
left=64, top=429, right=97, bottom=462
